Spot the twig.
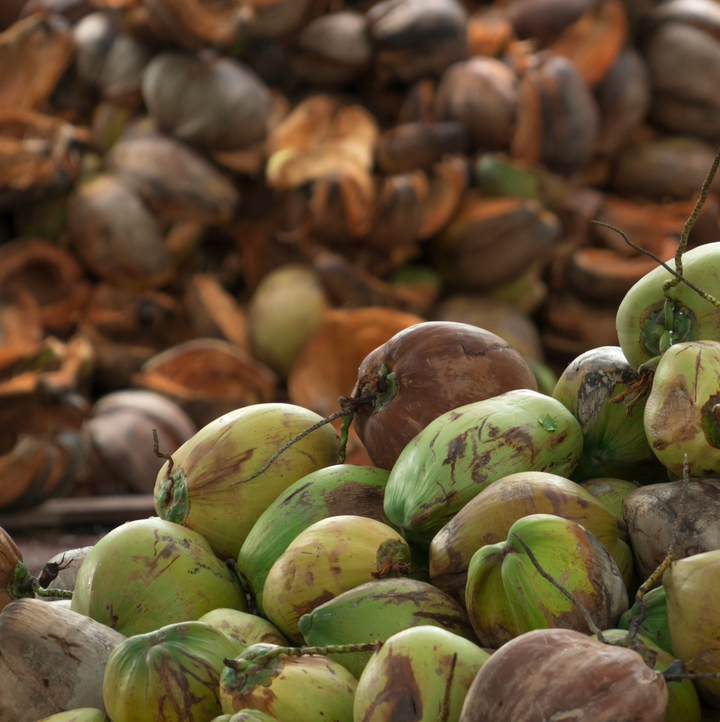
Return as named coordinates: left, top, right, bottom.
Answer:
left=513, top=533, right=604, bottom=643
left=152, top=428, right=174, bottom=478
left=230, top=404, right=356, bottom=485
left=590, top=221, right=720, bottom=312
left=665, top=146, right=720, bottom=292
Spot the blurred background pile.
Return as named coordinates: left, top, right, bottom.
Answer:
left=1, top=0, right=720, bottom=525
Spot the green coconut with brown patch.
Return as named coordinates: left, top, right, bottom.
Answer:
left=298, top=578, right=477, bottom=678
left=551, top=346, right=667, bottom=483
left=103, top=621, right=243, bottom=722
left=262, top=516, right=412, bottom=643
left=383, top=390, right=584, bottom=546
left=465, top=514, right=628, bottom=648
left=154, top=403, right=340, bottom=561
left=353, top=626, right=490, bottom=722
left=236, top=464, right=391, bottom=614
left=219, top=644, right=357, bottom=721
left=70, top=517, right=247, bottom=636
left=429, top=471, right=633, bottom=606
left=644, top=340, right=720, bottom=478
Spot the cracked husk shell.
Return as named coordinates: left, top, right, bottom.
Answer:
left=458, top=628, right=667, bottom=721
left=464, top=514, right=628, bottom=648
left=429, top=470, right=632, bottom=605
left=262, top=515, right=411, bottom=643
left=237, top=464, right=391, bottom=614
left=616, top=243, right=720, bottom=370
left=353, top=626, right=489, bottom=722
left=663, top=549, right=720, bottom=707
left=298, top=578, right=476, bottom=678
left=551, top=345, right=666, bottom=482
left=383, top=389, right=584, bottom=546
left=643, top=340, right=720, bottom=477
left=70, top=517, right=247, bottom=636
left=219, top=644, right=357, bottom=720
left=103, top=621, right=243, bottom=722
left=153, top=403, right=339, bottom=560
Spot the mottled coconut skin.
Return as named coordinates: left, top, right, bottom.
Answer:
left=351, top=321, right=538, bottom=470
left=459, top=628, right=668, bottom=722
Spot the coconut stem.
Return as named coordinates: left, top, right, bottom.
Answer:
left=665, top=146, right=720, bottom=294
left=513, top=533, right=604, bottom=643
left=590, top=220, right=720, bottom=313
left=224, top=641, right=382, bottom=669
left=31, top=582, right=73, bottom=599
left=152, top=428, right=174, bottom=478
left=231, top=404, right=358, bottom=485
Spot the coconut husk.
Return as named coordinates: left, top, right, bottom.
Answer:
left=132, top=338, right=278, bottom=427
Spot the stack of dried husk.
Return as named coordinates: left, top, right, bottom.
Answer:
left=1, top=0, right=719, bottom=508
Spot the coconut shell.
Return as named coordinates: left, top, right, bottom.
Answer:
left=0, top=598, right=126, bottom=722
left=459, top=628, right=667, bottom=721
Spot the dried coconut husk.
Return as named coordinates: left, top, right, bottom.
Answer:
left=309, top=248, right=432, bottom=313
left=563, top=242, right=678, bottom=304
left=467, top=7, right=516, bottom=58
left=0, top=239, right=90, bottom=336
left=0, top=599, right=126, bottom=722
left=0, top=110, right=90, bottom=209
left=429, top=295, right=544, bottom=362
left=433, top=57, right=519, bottom=151
left=267, top=96, right=378, bottom=238
left=142, top=51, right=272, bottom=151
left=105, top=129, right=239, bottom=224
left=594, top=48, right=651, bottom=155
left=375, top=122, right=466, bottom=175
left=247, top=0, right=317, bottom=40
left=417, top=155, right=468, bottom=240
left=511, top=54, right=600, bottom=175
left=0, top=291, right=44, bottom=371
left=288, top=307, right=423, bottom=463
left=545, top=0, right=628, bottom=86
left=0, top=431, right=83, bottom=510
left=184, top=274, right=250, bottom=351
left=432, top=192, right=561, bottom=291
left=0, top=13, right=74, bottom=111
left=291, top=11, right=373, bottom=87
left=608, top=135, right=720, bottom=201
left=143, top=0, right=247, bottom=49
left=79, top=390, right=196, bottom=495
left=131, top=338, right=278, bottom=427
left=68, top=173, right=193, bottom=289
left=72, top=12, right=152, bottom=102
left=79, top=283, right=191, bottom=391
left=542, top=290, right=619, bottom=359
left=367, top=0, right=469, bottom=84
left=503, top=0, right=590, bottom=47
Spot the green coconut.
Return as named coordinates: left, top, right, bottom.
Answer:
left=298, top=578, right=477, bottom=677
left=353, top=626, right=490, bottom=722
left=465, top=514, right=628, bottom=648
left=383, top=389, right=584, bottom=546
left=154, top=403, right=340, bottom=560
left=198, top=609, right=288, bottom=651
left=220, top=644, right=357, bottom=721
left=552, top=346, right=667, bottom=483
left=103, top=621, right=242, bottom=722
left=236, top=464, right=390, bottom=613
left=70, top=517, right=246, bottom=636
